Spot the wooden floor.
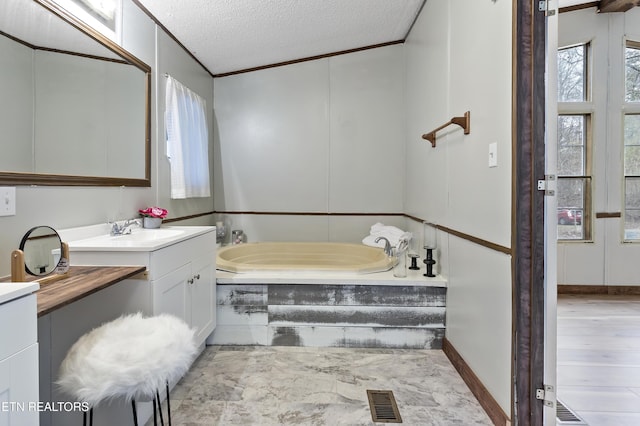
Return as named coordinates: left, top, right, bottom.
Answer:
left=557, top=295, right=640, bottom=426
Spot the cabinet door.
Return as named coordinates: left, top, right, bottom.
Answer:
left=0, top=344, right=39, bottom=426
left=189, top=252, right=216, bottom=346
left=153, top=263, right=189, bottom=322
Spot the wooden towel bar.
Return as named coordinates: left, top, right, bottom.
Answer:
left=422, top=111, right=471, bottom=147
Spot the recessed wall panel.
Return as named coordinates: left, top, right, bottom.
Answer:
left=214, top=61, right=330, bottom=212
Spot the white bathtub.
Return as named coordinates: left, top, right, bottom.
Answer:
left=216, top=242, right=395, bottom=274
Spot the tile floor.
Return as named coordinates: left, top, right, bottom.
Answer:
left=557, top=295, right=640, bottom=426
left=143, top=295, right=640, bottom=425
left=158, top=346, right=492, bottom=425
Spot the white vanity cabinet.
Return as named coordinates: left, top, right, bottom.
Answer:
left=0, top=284, right=40, bottom=426
left=68, top=226, right=217, bottom=348
left=149, top=241, right=216, bottom=347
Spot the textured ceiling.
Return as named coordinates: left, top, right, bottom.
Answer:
left=135, top=0, right=425, bottom=75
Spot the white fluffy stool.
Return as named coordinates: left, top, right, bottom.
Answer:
left=58, top=313, right=197, bottom=426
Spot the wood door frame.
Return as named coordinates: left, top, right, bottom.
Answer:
left=513, top=0, right=546, bottom=424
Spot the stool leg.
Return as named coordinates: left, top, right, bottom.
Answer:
left=156, top=390, right=165, bottom=426
left=131, top=400, right=138, bottom=426
left=166, top=381, right=172, bottom=426
left=83, top=410, right=87, bottom=426
left=89, top=408, right=93, bottom=426
left=152, top=396, right=158, bottom=426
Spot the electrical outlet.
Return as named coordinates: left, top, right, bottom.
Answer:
left=488, top=143, right=498, bottom=168
left=0, top=187, right=16, bottom=216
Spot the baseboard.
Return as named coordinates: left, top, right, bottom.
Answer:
left=558, top=285, right=640, bottom=295
left=442, top=337, right=510, bottom=426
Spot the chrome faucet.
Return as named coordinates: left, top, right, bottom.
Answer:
left=375, top=236, right=393, bottom=256
left=110, top=219, right=140, bottom=236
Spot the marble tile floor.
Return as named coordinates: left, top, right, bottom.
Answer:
left=149, top=345, right=492, bottom=425
left=557, top=295, right=640, bottom=426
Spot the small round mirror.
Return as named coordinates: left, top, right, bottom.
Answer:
left=19, top=226, right=63, bottom=276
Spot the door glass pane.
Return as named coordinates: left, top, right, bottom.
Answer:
left=626, top=44, right=640, bottom=102
left=625, top=177, right=640, bottom=239
left=558, top=45, right=586, bottom=102
left=624, top=115, right=640, bottom=175
left=557, top=178, right=586, bottom=240
left=558, top=115, right=585, bottom=176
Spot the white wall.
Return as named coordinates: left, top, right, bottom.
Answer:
left=0, top=0, right=215, bottom=277
left=213, top=45, right=405, bottom=242
left=404, top=0, right=513, bottom=415
left=557, top=7, right=640, bottom=286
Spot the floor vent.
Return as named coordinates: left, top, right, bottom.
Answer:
left=557, top=399, right=587, bottom=424
left=366, top=390, right=402, bottom=423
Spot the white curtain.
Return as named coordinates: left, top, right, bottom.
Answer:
left=165, top=76, right=211, bottom=199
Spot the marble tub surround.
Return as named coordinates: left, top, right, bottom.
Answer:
left=154, top=345, right=492, bottom=425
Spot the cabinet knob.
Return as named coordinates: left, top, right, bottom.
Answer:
left=194, top=274, right=201, bottom=280
left=187, top=278, right=194, bottom=285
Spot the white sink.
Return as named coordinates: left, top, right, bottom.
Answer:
left=110, top=228, right=184, bottom=242
left=67, top=226, right=212, bottom=252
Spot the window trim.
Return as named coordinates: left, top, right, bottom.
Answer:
left=557, top=41, right=593, bottom=242
left=623, top=39, right=640, bottom=240
left=556, top=113, right=593, bottom=241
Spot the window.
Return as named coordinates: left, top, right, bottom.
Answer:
left=624, top=41, right=640, bottom=239
left=558, top=44, right=587, bottom=102
left=52, top=0, right=120, bottom=41
left=165, top=76, right=211, bottom=199
left=557, top=44, right=592, bottom=240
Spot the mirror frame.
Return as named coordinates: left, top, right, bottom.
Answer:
left=0, top=0, right=151, bottom=187
left=19, top=225, right=62, bottom=276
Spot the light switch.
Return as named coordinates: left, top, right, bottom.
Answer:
left=0, top=187, right=16, bottom=216
left=488, top=143, right=498, bottom=168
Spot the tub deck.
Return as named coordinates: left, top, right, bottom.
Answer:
left=216, top=266, right=446, bottom=286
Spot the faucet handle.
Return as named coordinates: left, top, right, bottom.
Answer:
left=109, top=221, right=122, bottom=235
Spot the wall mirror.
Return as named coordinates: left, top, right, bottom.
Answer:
left=0, top=0, right=151, bottom=186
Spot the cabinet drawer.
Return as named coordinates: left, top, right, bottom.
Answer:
left=149, top=231, right=216, bottom=280
left=0, top=295, right=37, bottom=361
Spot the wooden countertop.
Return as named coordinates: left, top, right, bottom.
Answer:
left=2, top=266, right=146, bottom=317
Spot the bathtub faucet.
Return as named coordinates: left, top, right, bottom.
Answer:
left=375, top=237, right=393, bottom=257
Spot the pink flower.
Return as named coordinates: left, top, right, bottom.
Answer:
left=138, top=207, right=168, bottom=218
